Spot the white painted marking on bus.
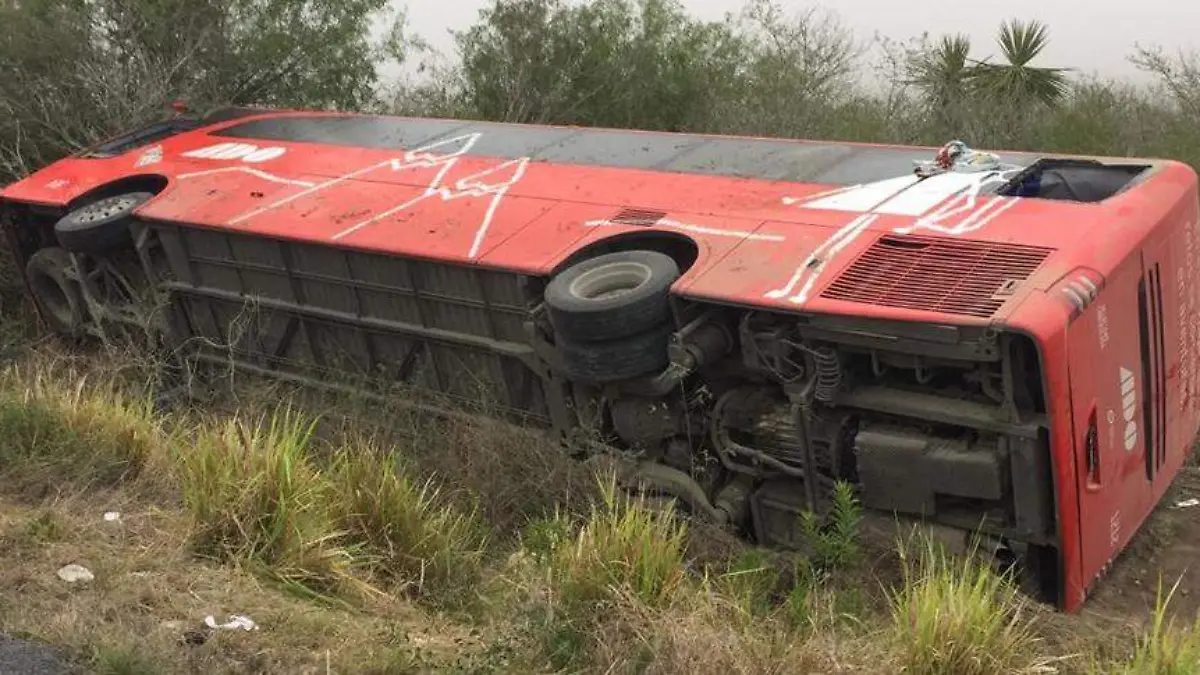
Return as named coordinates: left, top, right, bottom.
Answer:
left=801, top=175, right=921, bottom=213
left=765, top=214, right=878, bottom=303
left=583, top=218, right=785, bottom=242
left=176, top=167, right=317, bottom=188
left=229, top=133, right=482, bottom=225
left=872, top=172, right=982, bottom=216
left=330, top=154, right=531, bottom=256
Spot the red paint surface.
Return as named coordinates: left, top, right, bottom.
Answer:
left=4, top=111, right=1200, bottom=612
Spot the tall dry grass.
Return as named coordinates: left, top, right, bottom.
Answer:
left=888, top=534, right=1055, bottom=675
left=328, top=441, right=487, bottom=602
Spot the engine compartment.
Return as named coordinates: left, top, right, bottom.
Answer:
left=542, top=298, right=1059, bottom=601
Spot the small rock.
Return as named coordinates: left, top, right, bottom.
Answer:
left=56, top=564, right=94, bottom=583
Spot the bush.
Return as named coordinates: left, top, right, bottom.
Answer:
left=328, top=442, right=487, bottom=601
left=0, top=363, right=163, bottom=493
left=177, top=409, right=358, bottom=597
left=888, top=535, right=1049, bottom=675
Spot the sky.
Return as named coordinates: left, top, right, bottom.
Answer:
left=396, top=0, right=1199, bottom=83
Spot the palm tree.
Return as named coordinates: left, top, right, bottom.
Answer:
left=972, top=19, right=1069, bottom=106
left=904, top=34, right=975, bottom=113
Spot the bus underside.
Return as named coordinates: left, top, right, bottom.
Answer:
left=3, top=202, right=1064, bottom=605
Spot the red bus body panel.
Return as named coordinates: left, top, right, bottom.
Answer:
left=4, top=111, right=1198, bottom=612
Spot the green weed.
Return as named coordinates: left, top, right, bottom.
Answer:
left=889, top=535, right=1049, bottom=675
left=176, top=408, right=357, bottom=597
left=329, top=442, right=487, bottom=601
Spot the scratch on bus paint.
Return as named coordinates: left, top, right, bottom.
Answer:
left=583, top=218, right=785, bottom=242
left=176, top=166, right=317, bottom=188
left=229, top=133, right=482, bottom=225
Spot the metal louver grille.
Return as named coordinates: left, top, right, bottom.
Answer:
left=820, top=235, right=1054, bottom=318
left=611, top=208, right=667, bottom=226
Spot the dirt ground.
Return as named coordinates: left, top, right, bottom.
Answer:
left=0, top=464, right=1197, bottom=673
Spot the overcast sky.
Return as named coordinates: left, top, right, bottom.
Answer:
left=397, top=0, right=1198, bottom=83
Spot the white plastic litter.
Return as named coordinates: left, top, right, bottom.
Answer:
left=56, top=564, right=94, bottom=583
left=204, top=615, right=258, bottom=631
left=1174, top=498, right=1200, bottom=509
left=103, top=512, right=121, bottom=522
left=914, top=140, right=1005, bottom=178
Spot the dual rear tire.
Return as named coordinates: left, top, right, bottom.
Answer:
left=26, top=191, right=152, bottom=337
left=544, top=250, right=680, bottom=384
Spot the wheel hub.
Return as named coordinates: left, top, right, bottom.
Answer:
left=75, top=195, right=139, bottom=224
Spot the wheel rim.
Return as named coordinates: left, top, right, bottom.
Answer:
left=73, top=195, right=140, bottom=225
left=568, top=261, right=653, bottom=301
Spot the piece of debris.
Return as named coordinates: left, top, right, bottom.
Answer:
left=204, top=615, right=258, bottom=631
left=913, top=140, right=1005, bottom=178
left=1174, top=498, right=1199, bottom=509
left=103, top=511, right=121, bottom=522
left=56, top=564, right=94, bottom=583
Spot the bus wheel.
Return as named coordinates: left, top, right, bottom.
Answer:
left=544, top=250, right=679, bottom=342
left=26, top=247, right=86, bottom=337
left=53, top=191, right=154, bottom=253
left=556, top=320, right=673, bottom=384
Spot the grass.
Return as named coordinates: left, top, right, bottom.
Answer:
left=0, top=348, right=1197, bottom=674
left=177, top=409, right=360, bottom=599
left=328, top=441, right=487, bottom=602
left=0, top=361, right=165, bottom=495
left=1098, top=577, right=1200, bottom=675
left=547, top=474, right=688, bottom=612
left=889, top=533, right=1052, bottom=675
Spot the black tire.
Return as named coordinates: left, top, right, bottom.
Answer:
left=54, top=191, right=154, bottom=253
left=545, top=250, right=679, bottom=343
left=558, top=321, right=673, bottom=384
left=26, top=247, right=85, bottom=337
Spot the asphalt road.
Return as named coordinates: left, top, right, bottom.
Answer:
left=0, top=635, right=67, bottom=675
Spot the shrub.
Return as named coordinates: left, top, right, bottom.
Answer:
left=0, top=364, right=163, bottom=493
left=889, top=535, right=1049, bottom=675
left=328, top=442, right=487, bottom=600
left=176, top=408, right=357, bottom=596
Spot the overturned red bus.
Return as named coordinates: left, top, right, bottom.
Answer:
left=1, top=107, right=1197, bottom=612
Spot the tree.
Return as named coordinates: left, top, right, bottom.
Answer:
left=711, top=1, right=860, bottom=138
left=905, top=34, right=974, bottom=111
left=972, top=19, right=1068, bottom=107
left=455, top=0, right=745, bottom=131
left=0, top=0, right=402, bottom=180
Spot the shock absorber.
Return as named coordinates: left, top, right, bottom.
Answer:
left=809, top=346, right=842, bottom=403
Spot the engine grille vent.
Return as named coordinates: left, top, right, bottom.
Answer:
left=820, top=235, right=1054, bottom=318
left=611, top=208, right=667, bottom=226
